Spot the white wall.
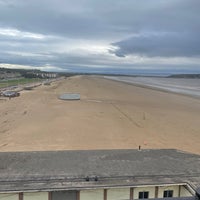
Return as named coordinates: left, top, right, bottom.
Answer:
left=134, top=186, right=155, bottom=199
left=107, top=188, right=130, bottom=200
left=0, top=194, right=18, bottom=200
left=180, top=186, right=193, bottom=197
left=23, top=192, right=48, bottom=200
left=80, top=189, right=103, bottom=200
left=158, top=185, right=179, bottom=198
left=0, top=184, right=193, bottom=200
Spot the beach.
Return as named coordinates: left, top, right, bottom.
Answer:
left=0, top=75, right=200, bottom=154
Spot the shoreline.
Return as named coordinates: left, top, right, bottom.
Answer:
left=103, top=76, right=200, bottom=100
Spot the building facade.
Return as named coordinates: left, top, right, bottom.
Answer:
left=0, top=149, right=199, bottom=200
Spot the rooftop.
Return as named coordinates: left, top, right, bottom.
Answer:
left=0, top=149, right=200, bottom=192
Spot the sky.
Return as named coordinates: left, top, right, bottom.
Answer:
left=0, top=0, right=200, bottom=74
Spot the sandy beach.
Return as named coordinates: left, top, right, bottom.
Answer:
left=0, top=75, right=200, bottom=154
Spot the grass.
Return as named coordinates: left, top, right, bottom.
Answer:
left=0, top=78, right=41, bottom=88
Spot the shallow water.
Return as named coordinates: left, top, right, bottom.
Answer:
left=105, top=76, right=200, bottom=98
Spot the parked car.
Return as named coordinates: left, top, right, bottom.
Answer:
left=1, top=91, right=20, bottom=98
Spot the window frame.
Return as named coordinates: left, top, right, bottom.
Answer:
left=163, top=190, right=174, bottom=198
left=139, top=191, right=149, bottom=199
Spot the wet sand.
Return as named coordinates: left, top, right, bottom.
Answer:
left=0, top=75, right=200, bottom=154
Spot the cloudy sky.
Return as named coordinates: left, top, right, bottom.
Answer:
left=0, top=0, right=200, bottom=74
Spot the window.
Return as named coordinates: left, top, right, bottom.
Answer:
left=139, top=191, right=149, bottom=199
left=163, top=190, right=173, bottom=198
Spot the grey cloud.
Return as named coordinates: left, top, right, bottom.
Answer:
left=0, top=0, right=199, bottom=39
left=0, top=0, right=200, bottom=72
left=111, top=31, right=200, bottom=57
left=0, top=0, right=112, bottom=39
left=0, top=49, right=109, bottom=69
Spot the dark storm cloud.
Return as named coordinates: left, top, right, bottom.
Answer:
left=0, top=0, right=200, bottom=72
left=0, top=0, right=199, bottom=39
left=111, top=31, right=200, bottom=57
left=0, top=0, right=114, bottom=39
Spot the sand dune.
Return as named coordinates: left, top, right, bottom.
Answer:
left=0, top=75, right=200, bottom=154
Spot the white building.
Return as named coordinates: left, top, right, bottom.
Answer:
left=0, top=149, right=199, bottom=200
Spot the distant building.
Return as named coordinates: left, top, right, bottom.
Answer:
left=0, top=72, right=21, bottom=80
left=33, top=72, right=58, bottom=78
left=0, top=149, right=200, bottom=200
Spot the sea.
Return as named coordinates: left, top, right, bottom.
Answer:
left=104, top=76, right=200, bottom=98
